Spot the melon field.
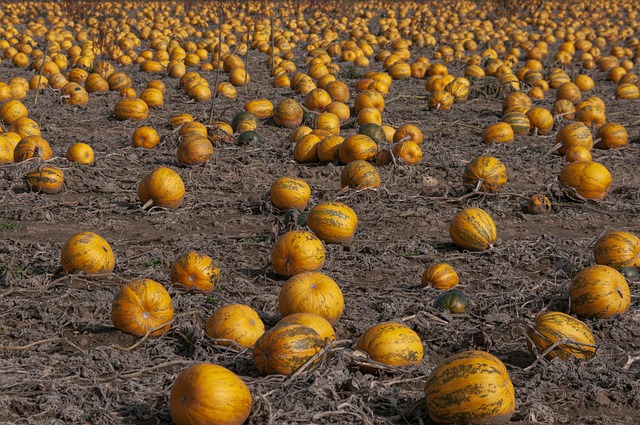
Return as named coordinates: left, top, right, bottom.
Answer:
left=1, top=0, right=640, bottom=424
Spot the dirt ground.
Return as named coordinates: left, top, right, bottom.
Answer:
left=1, top=17, right=640, bottom=425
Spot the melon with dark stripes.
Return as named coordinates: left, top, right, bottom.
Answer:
left=448, top=207, right=497, bottom=251
left=593, top=231, right=640, bottom=270
left=425, top=350, right=515, bottom=424
left=462, top=155, right=508, bottom=193
left=502, top=112, right=530, bottom=136
left=307, top=202, right=358, bottom=244
left=569, top=265, right=630, bottom=319
left=25, top=165, right=64, bottom=194
left=357, top=322, right=423, bottom=367
left=253, top=324, right=325, bottom=376
left=527, top=311, right=596, bottom=360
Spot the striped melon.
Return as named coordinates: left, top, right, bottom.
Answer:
left=433, top=289, right=469, bottom=314
left=26, top=165, right=64, bottom=194
left=593, top=231, right=640, bottom=269
left=276, top=313, right=336, bottom=342
left=502, top=92, right=531, bottom=113
left=462, top=155, right=508, bottom=193
left=14, top=135, right=53, bottom=162
left=556, top=121, right=593, bottom=155
left=421, top=263, right=459, bottom=290
left=449, top=207, right=497, bottom=251
left=253, top=324, right=325, bottom=376
left=357, top=322, right=423, bottom=367
left=340, top=160, right=381, bottom=189
left=527, top=311, right=596, bottom=360
left=501, top=112, right=530, bottom=136
left=482, top=122, right=514, bottom=144
left=569, top=265, right=630, bottom=319
left=306, top=202, right=358, bottom=244
left=425, top=350, right=515, bottom=425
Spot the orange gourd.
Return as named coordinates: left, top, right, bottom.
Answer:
left=556, top=82, right=582, bottom=104
left=527, top=311, right=596, bottom=360
left=169, top=363, right=252, bottom=425
left=393, top=124, right=423, bottom=144
left=60, top=231, right=115, bottom=274
left=392, top=142, right=423, bottom=165
left=140, top=87, right=164, bottom=108
left=25, top=165, right=64, bottom=194
left=114, top=98, right=149, bottom=121
left=65, top=142, right=94, bottom=164
left=593, top=231, right=640, bottom=269
left=324, top=80, right=350, bottom=103
left=575, top=105, right=606, bottom=128
left=553, top=99, right=576, bottom=121
left=253, top=324, right=325, bottom=376
left=569, top=265, right=630, bottom=319
left=501, top=112, right=530, bottom=136
left=615, top=83, right=640, bottom=100
left=559, top=161, right=611, bottom=201
left=279, top=271, right=344, bottom=325
left=357, top=322, right=424, bottom=367
left=271, top=230, right=326, bottom=277
left=170, top=114, right=194, bottom=128
left=177, top=135, right=215, bottom=165
left=306, top=202, right=358, bottom=244
left=170, top=251, right=221, bottom=292
left=354, top=90, right=384, bottom=113
left=449, top=207, right=497, bottom=251
left=180, top=121, right=208, bottom=138
left=269, top=177, right=311, bottom=210
left=338, top=134, right=378, bottom=164
left=340, top=160, right=381, bottom=189
left=526, top=107, right=554, bottom=134
left=565, top=146, right=592, bottom=163
left=556, top=122, right=593, bottom=155
left=111, top=278, right=174, bottom=336
left=502, top=92, right=531, bottom=113
left=205, top=304, right=265, bottom=348
left=61, top=82, right=89, bottom=106
left=138, top=167, right=186, bottom=210
left=273, top=99, right=304, bottom=128
left=317, top=136, right=344, bottom=163
left=10, top=117, right=40, bottom=138
left=482, top=122, right=514, bottom=144
left=293, top=133, right=321, bottom=163
left=0, top=99, right=28, bottom=124
left=13, top=135, right=53, bottom=162
left=132, top=126, right=160, bottom=149
left=305, top=88, right=332, bottom=112
left=85, top=73, right=109, bottom=92
left=244, top=99, right=274, bottom=118
left=356, top=107, right=382, bottom=126
left=425, top=350, right=515, bottom=425
left=427, top=90, right=454, bottom=111
left=421, top=263, right=459, bottom=290
left=462, top=155, right=508, bottom=193
left=595, top=122, right=628, bottom=149
left=276, top=313, right=335, bottom=342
